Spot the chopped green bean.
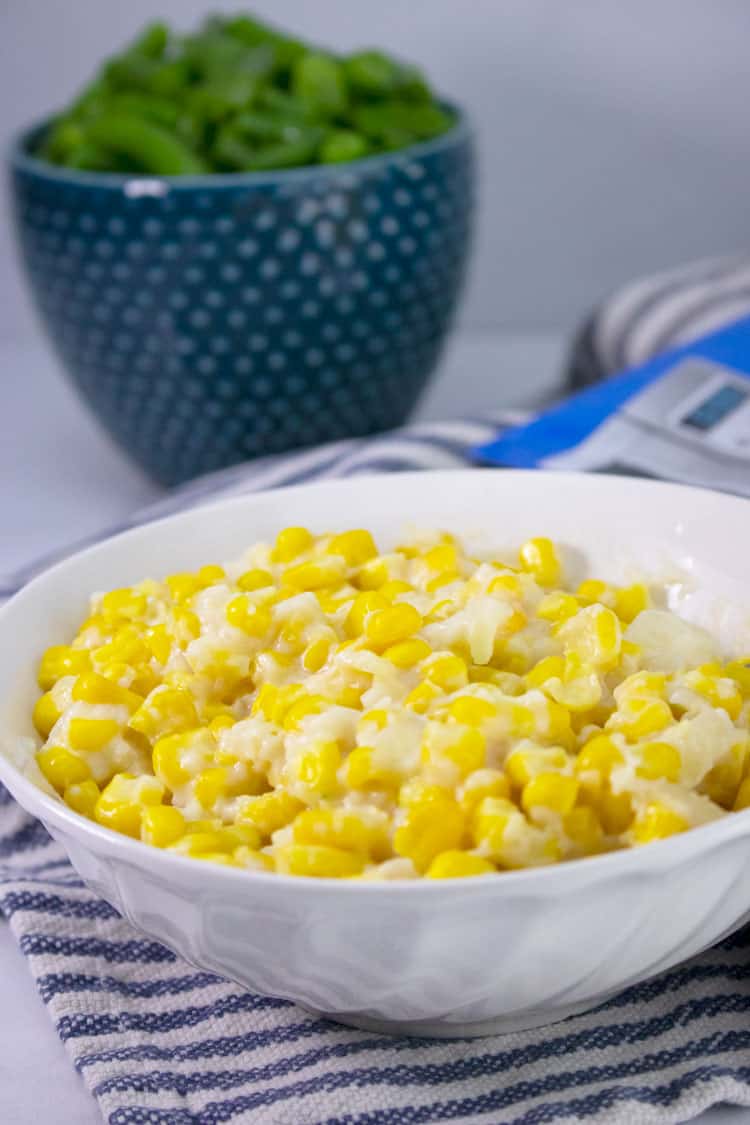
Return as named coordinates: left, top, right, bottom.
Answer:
left=87, top=114, right=208, bottom=175
left=344, top=51, right=398, bottom=97
left=319, top=129, right=369, bottom=164
left=34, top=12, right=456, bottom=175
left=291, top=53, right=348, bottom=117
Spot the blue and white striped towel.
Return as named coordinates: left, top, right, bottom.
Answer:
left=3, top=416, right=750, bottom=1125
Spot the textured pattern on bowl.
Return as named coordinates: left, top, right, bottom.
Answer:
left=2, top=470, right=750, bottom=1037
left=9, top=117, right=474, bottom=486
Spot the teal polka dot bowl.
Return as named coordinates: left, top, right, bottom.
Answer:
left=9, top=111, right=474, bottom=486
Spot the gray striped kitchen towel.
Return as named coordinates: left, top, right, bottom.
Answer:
left=4, top=415, right=750, bottom=1125
left=566, top=253, right=750, bottom=391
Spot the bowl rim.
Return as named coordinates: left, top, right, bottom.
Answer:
left=2, top=468, right=750, bottom=894
left=7, top=101, right=471, bottom=191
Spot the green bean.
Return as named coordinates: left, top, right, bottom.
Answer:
left=319, top=129, right=369, bottom=164
left=188, top=72, right=259, bottom=122
left=147, top=59, right=192, bottom=99
left=292, top=53, right=348, bottom=117
left=87, top=114, right=208, bottom=175
left=223, top=15, right=305, bottom=73
left=212, top=129, right=258, bottom=171
left=109, top=93, right=182, bottom=128
left=246, top=132, right=322, bottom=170
left=65, top=141, right=118, bottom=171
left=35, top=13, right=455, bottom=175
left=131, top=22, right=169, bottom=60
left=344, top=51, right=398, bottom=97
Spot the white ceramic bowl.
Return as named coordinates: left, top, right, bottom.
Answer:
left=2, top=470, right=750, bottom=1039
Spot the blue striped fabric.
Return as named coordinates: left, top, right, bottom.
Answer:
left=3, top=417, right=750, bottom=1124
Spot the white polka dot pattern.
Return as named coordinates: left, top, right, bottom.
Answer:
left=11, top=132, right=474, bottom=485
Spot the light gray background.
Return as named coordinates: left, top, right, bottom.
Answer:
left=3, top=0, right=750, bottom=344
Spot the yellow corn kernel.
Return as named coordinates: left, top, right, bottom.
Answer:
left=129, top=687, right=199, bottom=740
left=275, top=843, right=365, bottom=878
left=302, top=637, right=331, bottom=673
left=447, top=696, right=497, bottom=726
left=292, top=807, right=388, bottom=858
left=33, top=692, right=61, bottom=738
left=328, top=529, right=377, bottom=567
left=379, top=579, right=415, bottom=601
left=72, top=671, right=142, bottom=711
left=95, top=773, right=165, bottom=838
left=171, top=607, right=201, bottom=645
left=357, top=709, right=389, bottom=733
left=100, top=588, right=148, bottom=620
left=423, top=543, right=458, bottom=573
left=592, top=787, right=633, bottom=835
left=576, top=579, right=613, bottom=606
left=631, top=802, right=689, bottom=844
left=459, top=769, right=511, bottom=817
left=518, top=537, right=561, bottom=587
left=575, top=735, right=625, bottom=785
left=606, top=697, right=672, bottom=741
left=295, top=741, right=341, bottom=797
left=546, top=656, right=602, bottom=712
left=506, top=745, right=569, bottom=788
left=402, top=681, right=440, bottom=713
left=522, top=773, right=579, bottom=816
left=561, top=604, right=621, bottom=668
left=225, top=595, right=272, bottom=638
left=141, top=805, right=186, bottom=848
left=152, top=732, right=195, bottom=788
left=38, top=645, right=92, bottom=691
left=282, top=694, right=326, bottom=731
left=194, top=767, right=231, bottom=809
left=68, top=717, right=120, bottom=752
left=562, top=806, right=603, bottom=854
left=283, top=558, right=345, bottom=592
left=354, top=556, right=389, bottom=590
left=536, top=592, right=580, bottom=624
left=344, top=746, right=401, bottom=790
left=234, top=847, right=275, bottom=872
left=422, top=726, right=486, bottom=779
left=93, top=627, right=150, bottom=669
left=393, top=794, right=464, bottom=872
left=64, top=779, right=100, bottom=820
left=636, top=741, right=682, bottom=783
left=725, top=659, right=750, bottom=697
left=426, top=851, right=495, bottom=878
left=272, top=526, right=314, bottom=563
left=330, top=684, right=368, bottom=710
left=424, top=653, right=469, bottom=692
left=36, top=745, right=91, bottom=792
left=615, top=671, right=667, bottom=702
left=702, top=742, right=747, bottom=808
left=525, top=656, right=565, bottom=689
left=364, top=604, right=422, bottom=650
left=734, top=778, right=750, bottom=811
left=165, top=572, right=203, bottom=603
left=615, top=583, right=650, bottom=623
left=239, top=790, right=304, bottom=838
left=237, top=568, right=274, bottom=592
left=682, top=671, right=743, bottom=721
left=345, top=591, right=388, bottom=636
left=383, top=638, right=431, bottom=668
left=209, top=713, right=236, bottom=735
left=488, top=573, right=523, bottom=597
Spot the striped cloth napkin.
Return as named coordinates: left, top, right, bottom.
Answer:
left=3, top=416, right=750, bottom=1125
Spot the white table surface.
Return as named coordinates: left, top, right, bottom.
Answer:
left=1, top=332, right=748, bottom=1124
